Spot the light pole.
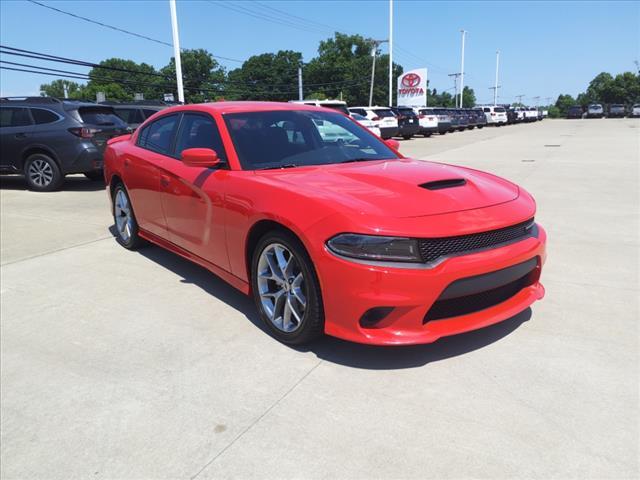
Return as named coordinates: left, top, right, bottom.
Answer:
left=368, top=39, right=388, bottom=107
left=298, top=66, right=303, bottom=101
left=448, top=72, right=461, bottom=106
left=459, top=29, right=466, bottom=108
left=388, top=0, right=393, bottom=106
left=493, top=50, right=500, bottom=105
left=169, top=0, right=184, bottom=103
left=515, top=94, right=525, bottom=105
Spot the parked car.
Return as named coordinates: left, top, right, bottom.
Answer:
left=513, top=107, right=527, bottom=122
left=348, top=106, right=399, bottom=139
left=389, top=106, right=420, bottom=139
left=104, top=101, right=547, bottom=345
left=631, top=104, right=640, bottom=117
left=349, top=112, right=381, bottom=137
left=414, top=108, right=439, bottom=136
left=0, top=97, right=129, bottom=191
left=473, top=108, right=487, bottom=128
left=289, top=99, right=349, bottom=115
left=566, top=105, right=584, bottom=119
left=444, top=108, right=463, bottom=132
left=608, top=104, right=626, bottom=118
left=505, top=108, right=518, bottom=125
left=430, top=108, right=453, bottom=134
left=524, top=107, right=540, bottom=122
left=482, top=106, right=508, bottom=125
left=587, top=104, right=604, bottom=118
left=102, top=101, right=168, bottom=130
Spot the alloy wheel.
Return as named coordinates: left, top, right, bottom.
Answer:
left=114, top=189, right=133, bottom=243
left=27, top=159, right=54, bottom=188
left=257, top=243, right=307, bottom=333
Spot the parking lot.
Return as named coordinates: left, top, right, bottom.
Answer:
left=1, top=119, right=638, bottom=479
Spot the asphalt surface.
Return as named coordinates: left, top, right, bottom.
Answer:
left=1, top=119, right=638, bottom=479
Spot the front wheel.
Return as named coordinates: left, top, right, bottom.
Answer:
left=402, top=134, right=412, bottom=140
left=251, top=231, right=324, bottom=345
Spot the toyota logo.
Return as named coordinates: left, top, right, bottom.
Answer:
left=401, top=73, right=421, bottom=88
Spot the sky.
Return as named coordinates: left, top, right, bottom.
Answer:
left=1, top=0, right=639, bottom=105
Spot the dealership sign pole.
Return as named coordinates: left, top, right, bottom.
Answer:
left=397, top=68, right=428, bottom=108
left=388, top=0, right=394, bottom=106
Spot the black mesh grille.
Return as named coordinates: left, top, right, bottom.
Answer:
left=424, top=274, right=531, bottom=322
left=418, top=219, right=534, bottom=263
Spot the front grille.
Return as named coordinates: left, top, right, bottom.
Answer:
left=418, top=219, right=534, bottom=264
left=424, top=274, right=532, bottom=322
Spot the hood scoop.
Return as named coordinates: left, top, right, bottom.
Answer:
left=419, top=178, right=467, bottom=191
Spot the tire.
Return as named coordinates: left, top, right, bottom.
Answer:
left=423, top=132, right=432, bottom=137
left=478, top=126, right=484, bottom=129
left=111, top=183, right=145, bottom=250
left=402, top=134, right=412, bottom=140
left=84, top=170, right=104, bottom=181
left=24, top=153, right=63, bottom=191
left=251, top=230, right=324, bottom=345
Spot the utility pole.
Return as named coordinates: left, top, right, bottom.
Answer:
left=388, top=0, right=393, bottom=106
left=515, top=94, right=525, bottom=105
left=368, top=39, right=388, bottom=107
left=298, top=66, right=303, bottom=101
left=533, top=96, right=540, bottom=107
left=169, top=0, right=184, bottom=103
left=448, top=73, right=461, bottom=106
left=492, top=50, right=500, bottom=105
left=459, top=29, right=466, bottom=108
left=62, top=81, right=69, bottom=99
left=545, top=97, right=551, bottom=106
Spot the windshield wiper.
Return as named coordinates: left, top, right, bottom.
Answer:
left=257, top=163, right=298, bottom=170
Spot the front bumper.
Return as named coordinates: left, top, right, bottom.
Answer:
left=313, top=225, right=547, bottom=345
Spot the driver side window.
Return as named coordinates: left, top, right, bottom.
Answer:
left=174, top=113, right=226, bottom=162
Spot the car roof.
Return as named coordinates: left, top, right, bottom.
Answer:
left=147, top=101, right=335, bottom=116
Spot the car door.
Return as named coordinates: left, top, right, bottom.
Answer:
left=158, top=112, right=230, bottom=271
left=0, top=107, right=34, bottom=171
left=125, top=113, right=180, bottom=238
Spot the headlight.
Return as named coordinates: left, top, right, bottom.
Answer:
left=326, top=234, right=421, bottom=262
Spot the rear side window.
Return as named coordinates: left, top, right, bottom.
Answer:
left=174, top=113, right=226, bottom=161
left=495, top=107, right=506, bottom=112
left=114, top=108, right=144, bottom=124
left=78, top=107, right=125, bottom=126
left=483, top=107, right=490, bottom=112
left=137, top=114, right=179, bottom=155
left=0, top=107, right=32, bottom=127
left=30, top=108, right=60, bottom=125
left=350, top=108, right=367, bottom=116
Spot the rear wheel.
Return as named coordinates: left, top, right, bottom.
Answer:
left=112, top=183, right=144, bottom=250
left=251, top=231, right=324, bottom=345
left=402, top=134, right=412, bottom=140
left=24, top=154, right=63, bottom=191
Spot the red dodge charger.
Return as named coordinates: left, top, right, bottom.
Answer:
left=104, top=102, right=546, bottom=345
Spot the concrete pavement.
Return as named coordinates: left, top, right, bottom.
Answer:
left=1, top=119, right=638, bottom=479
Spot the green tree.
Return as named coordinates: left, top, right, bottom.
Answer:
left=39, top=79, right=82, bottom=99
left=461, top=86, right=476, bottom=107
left=555, top=94, right=576, bottom=115
left=585, top=72, right=614, bottom=104
left=161, top=49, right=226, bottom=103
left=304, top=33, right=403, bottom=106
left=226, top=50, right=302, bottom=101
left=85, top=58, right=164, bottom=101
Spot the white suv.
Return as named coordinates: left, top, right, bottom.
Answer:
left=482, top=106, right=508, bottom=125
left=631, top=104, right=640, bottom=118
left=348, top=106, right=399, bottom=139
left=289, top=99, right=349, bottom=115
left=413, top=108, right=439, bottom=136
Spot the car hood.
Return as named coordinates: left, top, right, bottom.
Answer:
left=254, top=158, right=519, bottom=218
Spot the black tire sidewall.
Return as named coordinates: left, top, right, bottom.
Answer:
left=24, top=154, right=63, bottom=192
left=251, top=231, right=324, bottom=345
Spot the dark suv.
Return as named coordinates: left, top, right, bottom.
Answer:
left=389, top=106, right=420, bottom=139
left=608, top=104, right=626, bottom=118
left=101, top=101, right=168, bottom=130
left=566, top=105, right=583, bottom=119
left=0, top=97, right=129, bottom=191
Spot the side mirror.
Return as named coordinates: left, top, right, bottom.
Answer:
left=181, top=148, right=221, bottom=168
left=384, top=139, right=400, bottom=151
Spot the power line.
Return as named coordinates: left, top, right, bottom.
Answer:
left=26, top=0, right=243, bottom=63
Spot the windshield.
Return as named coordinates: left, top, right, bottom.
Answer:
left=224, top=110, right=399, bottom=170
left=77, top=107, right=127, bottom=127
left=321, top=103, right=349, bottom=115
left=372, top=109, right=395, bottom=118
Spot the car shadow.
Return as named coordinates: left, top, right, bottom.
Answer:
left=0, top=175, right=105, bottom=192
left=127, top=233, right=532, bottom=370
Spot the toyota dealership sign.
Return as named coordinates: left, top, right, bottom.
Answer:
left=397, top=68, right=427, bottom=107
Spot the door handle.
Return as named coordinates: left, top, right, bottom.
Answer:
left=160, top=175, right=170, bottom=187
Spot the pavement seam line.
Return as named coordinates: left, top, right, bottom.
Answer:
left=189, top=359, right=324, bottom=480
left=0, top=235, right=112, bottom=267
